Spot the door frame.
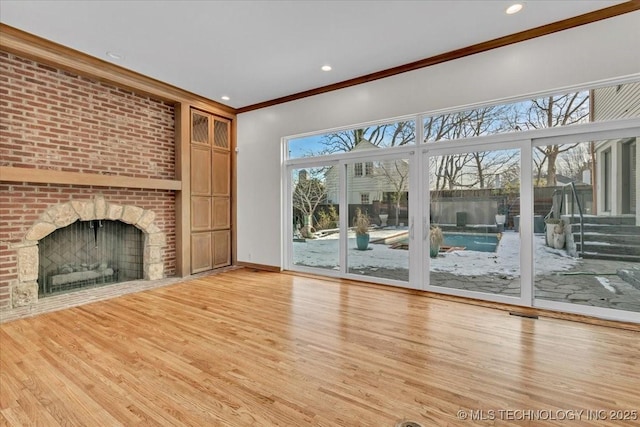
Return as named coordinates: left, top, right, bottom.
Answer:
left=420, top=139, right=533, bottom=307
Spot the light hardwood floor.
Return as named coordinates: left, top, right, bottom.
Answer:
left=1, top=269, right=639, bottom=426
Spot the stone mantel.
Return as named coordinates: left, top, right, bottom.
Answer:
left=11, top=195, right=166, bottom=308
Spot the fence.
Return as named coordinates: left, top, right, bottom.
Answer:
left=296, top=185, right=593, bottom=231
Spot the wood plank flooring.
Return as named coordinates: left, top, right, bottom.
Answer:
left=1, top=269, right=639, bottom=426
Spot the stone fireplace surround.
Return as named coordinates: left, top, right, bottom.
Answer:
left=12, top=195, right=166, bottom=308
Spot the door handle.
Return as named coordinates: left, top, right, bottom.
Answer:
left=410, top=216, right=414, bottom=240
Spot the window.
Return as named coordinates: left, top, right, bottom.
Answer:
left=420, top=88, right=620, bottom=143
left=287, top=118, right=416, bottom=159
left=287, top=82, right=639, bottom=160
left=354, top=163, right=363, bottom=176
left=365, top=161, right=374, bottom=176
left=360, top=193, right=369, bottom=204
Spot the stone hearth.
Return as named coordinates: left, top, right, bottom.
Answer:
left=11, top=195, right=166, bottom=308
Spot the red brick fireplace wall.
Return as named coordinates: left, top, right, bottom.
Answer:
left=0, top=51, right=177, bottom=311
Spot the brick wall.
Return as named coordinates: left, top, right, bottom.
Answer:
left=0, top=52, right=175, bottom=177
left=0, top=52, right=177, bottom=311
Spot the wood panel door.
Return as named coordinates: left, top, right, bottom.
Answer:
left=191, top=232, right=213, bottom=273
left=190, top=146, right=211, bottom=196
left=212, top=197, right=230, bottom=229
left=190, top=109, right=231, bottom=273
left=212, top=150, right=230, bottom=197
left=212, top=230, right=231, bottom=268
left=191, top=196, right=213, bottom=232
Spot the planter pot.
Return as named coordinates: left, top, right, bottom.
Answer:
left=552, top=232, right=566, bottom=249
left=495, top=214, right=506, bottom=226
left=546, top=221, right=566, bottom=249
left=356, top=234, right=370, bottom=250
left=430, top=244, right=440, bottom=258
left=379, top=214, right=388, bottom=227
left=545, top=224, right=555, bottom=247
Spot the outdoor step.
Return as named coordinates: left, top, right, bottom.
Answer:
left=563, top=215, right=636, bottom=225
left=571, top=224, right=640, bottom=235
left=576, top=242, right=640, bottom=256
left=581, top=252, right=640, bottom=263
left=573, top=233, right=640, bottom=245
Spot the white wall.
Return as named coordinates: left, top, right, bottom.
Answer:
left=236, top=12, right=640, bottom=268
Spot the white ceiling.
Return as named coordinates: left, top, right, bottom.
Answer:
left=0, top=0, right=628, bottom=109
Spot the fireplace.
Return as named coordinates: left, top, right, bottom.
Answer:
left=12, top=195, right=166, bottom=307
left=38, top=219, right=144, bottom=297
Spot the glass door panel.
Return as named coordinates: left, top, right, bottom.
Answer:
left=290, top=166, right=340, bottom=271
left=346, top=157, right=410, bottom=283
left=533, top=138, right=640, bottom=315
left=426, top=148, right=522, bottom=297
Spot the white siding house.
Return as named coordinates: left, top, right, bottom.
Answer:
left=325, top=139, right=409, bottom=206
left=593, top=82, right=639, bottom=223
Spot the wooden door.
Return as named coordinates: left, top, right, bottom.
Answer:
left=190, top=109, right=231, bottom=273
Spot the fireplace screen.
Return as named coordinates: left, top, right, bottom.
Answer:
left=38, top=220, right=144, bottom=297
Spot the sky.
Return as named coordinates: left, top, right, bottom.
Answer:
left=288, top=134, right=324, bottom=159
left=285, top=88, right=594, bottom=161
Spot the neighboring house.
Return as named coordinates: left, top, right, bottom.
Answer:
left=592, top=82, right=639, bottom=224
left=324, top=139, right=409, bottom=206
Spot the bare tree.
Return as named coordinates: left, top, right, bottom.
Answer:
left=425, top=113, right=476, bottom=189
left=423, top=94, right=589, bottom=187
left=431, top=150, right=518, bottom=190
left=377, top=159, right=409, bottom=226
left=317, top=121, right=415, bottom=154
left=424, top=106, right=514, bottom=189
left=292, top=170, right=326, bottom=234
left=513, top=93, right=589, bottom=186
left=472, top=150, right=520, bottom=189
left=433, top=152, right=474, bottom=190
left=557, top=143, right=590, bottom=181
left=533, top=152, right=548, bottom=186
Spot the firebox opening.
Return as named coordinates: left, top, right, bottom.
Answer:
left=38, top=219, right=144, bottom=297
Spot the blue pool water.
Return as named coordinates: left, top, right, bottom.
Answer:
left=443, top=233, right=498, bottom=252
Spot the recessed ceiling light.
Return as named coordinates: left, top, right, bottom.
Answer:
left=106, top=51, right=123, bottom=60
left=506, top=3, right=523, bottom=14
left=321, top=65, right=332, bottom=72
left=221, top=95, right=230, bottom=101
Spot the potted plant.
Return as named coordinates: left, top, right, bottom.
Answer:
left=545, top=218, right=565, bottom=249
left=354, top=208, right=370, bottom=250
left=429, top=225, right=444, bottom=258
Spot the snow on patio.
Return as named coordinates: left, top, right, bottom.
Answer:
left=293, top=229, right=578, bottom=276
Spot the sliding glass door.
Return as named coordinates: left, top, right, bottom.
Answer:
left=284, top=110, right=640, bottom=322
left=344, top=153, right=415, bottom=287
left=532, top=132, right=640, bottom=322
left=422, top=144, right=527, bottom=305
left=288, top=163, right=341, bottom=274
left=286, top=152, right=417, bottom=287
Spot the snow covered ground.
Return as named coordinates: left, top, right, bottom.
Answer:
left=292, top=230, right=579, bottom=276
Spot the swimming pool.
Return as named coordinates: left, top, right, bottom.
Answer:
left=394, top=232, right=499, bottom=252
left=443, top=232, right=499, bottom=252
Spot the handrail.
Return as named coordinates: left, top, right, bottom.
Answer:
left=558, top=182, right=585, bottom=258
